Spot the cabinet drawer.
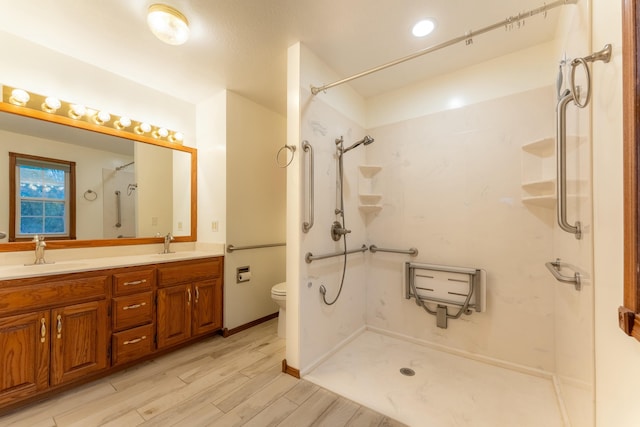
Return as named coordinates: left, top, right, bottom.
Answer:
left=112, top=292, right=153, bottom=331
left=111, top=324, right=154, bottom=366
left=157, top=258, right=222, bottom=287
left=0, top=276, right=108, bottom=316
left=113, top=269, right=154, bottom=296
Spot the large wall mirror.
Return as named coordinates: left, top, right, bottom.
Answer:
left=620, top=0, right=640, bottom=339
left=0, top=99, right=197, bottom=252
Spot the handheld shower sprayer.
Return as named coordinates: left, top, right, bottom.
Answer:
left=321, top=134, right=376, bottom=305
left=341, top=135, right=375, bottom=154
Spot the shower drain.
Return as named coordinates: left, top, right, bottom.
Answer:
left=399, top=367, right=415, bottom=376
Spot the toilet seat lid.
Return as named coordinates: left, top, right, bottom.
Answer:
left=272, top=282, right=286, bottom=295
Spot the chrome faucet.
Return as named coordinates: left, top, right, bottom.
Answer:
left=162, top=232, right=174, bottom=254
left=33, top=235, right=47, bottom=264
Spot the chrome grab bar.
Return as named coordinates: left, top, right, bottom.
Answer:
left=555, top=44, right=611, bottom=239
left=302, top=140, right=314, bottom=233
left=369, top=245, right=418, bottom=256
left=115, top=190, right=122, bottom=228
left=545, top=258, right=581, bottom=291
left=556, top=90, right=581, bottom=239
left=227, top=242, right=286, bottom=253
left=305, top=244, right=368, bottom=264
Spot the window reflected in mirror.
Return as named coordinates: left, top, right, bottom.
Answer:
left=9, top=153, right=76, bottom=241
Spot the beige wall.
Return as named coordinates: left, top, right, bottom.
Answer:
left=592, top=0, right=633, bottom=425
left=225, top=91, right=286, bottom=330
left=135, top=143, right=173, bottom=237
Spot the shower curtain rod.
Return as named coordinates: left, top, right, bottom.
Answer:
left=116, top=161, right=135, bottom=171
left=310, top=0, right=578, bottom=95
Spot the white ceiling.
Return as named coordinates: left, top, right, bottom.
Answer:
left=0, top=0, right=564, bottom=115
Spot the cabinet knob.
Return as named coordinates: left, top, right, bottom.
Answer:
left=187, top=288, right=192, bottom=304
left=123, top=279, right=146, bottom=286
left=195, top=286, right=200, bottom=303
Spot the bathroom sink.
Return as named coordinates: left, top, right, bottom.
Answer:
left=149, top=251, right=203, bottom=260
left=0, top=262, right=90, bottom=279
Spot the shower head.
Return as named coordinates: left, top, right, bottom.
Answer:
left=342, top=135, right=375, bottom=153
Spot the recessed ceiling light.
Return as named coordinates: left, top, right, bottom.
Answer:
left=412, top=19, right=436, bottom=38
left=147, top=4, right=190, bottom=45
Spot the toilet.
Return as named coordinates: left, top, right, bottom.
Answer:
left=271, top=282, right=287, bottom=338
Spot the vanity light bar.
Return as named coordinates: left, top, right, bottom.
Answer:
left=1, top=85, right=184, bottom=144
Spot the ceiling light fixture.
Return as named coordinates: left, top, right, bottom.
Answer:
left=147, top=4, right=190, bottom=45
left=412, top=19, right=436, bottom=38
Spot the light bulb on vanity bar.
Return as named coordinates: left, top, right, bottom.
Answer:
left=134, top=122, right=152, bottom=134
left=41, top=96, right=61, bottom=113
left=114, top=116, right=132, bottom=129
left=9, top=88, right=30, bottom=106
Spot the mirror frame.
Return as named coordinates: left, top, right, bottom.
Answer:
left=0, top=101, right=197, bottom=252
left=620, top=0, right=640, bottom=339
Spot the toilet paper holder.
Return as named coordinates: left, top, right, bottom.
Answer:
left=237, top=266, right=251, bottom=283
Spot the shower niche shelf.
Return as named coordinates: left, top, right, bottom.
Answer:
left=358, top=165, right=382, bottom=214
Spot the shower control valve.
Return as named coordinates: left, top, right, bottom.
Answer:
left=330, top=221, right=351, bottom=241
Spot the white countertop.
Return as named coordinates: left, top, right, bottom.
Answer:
left=0, top=249, right=224, bottom=280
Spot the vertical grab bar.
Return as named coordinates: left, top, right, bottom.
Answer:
left=554, top=44, right=611, bottom=240
left=556, top=90, right=581, bottom=239
left=302, top=140, right=314, bottom=233
left=115, top=190, right=122, bottom=228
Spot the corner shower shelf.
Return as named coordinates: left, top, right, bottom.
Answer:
left=521, top=137, right=555, bottom=208
left=522, top=138, right=555, bottom=157
left=522, top=195, right=557, bottom=209
left=359, top=194, right=383, bottom=204
left=358, top=165, right=383, bottom=214
left=521, top=178, right=555, bottom=194
left=358, top=165, right=382, bottom=178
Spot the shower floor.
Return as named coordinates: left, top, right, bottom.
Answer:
left=304, top=331, right=564, bottom=427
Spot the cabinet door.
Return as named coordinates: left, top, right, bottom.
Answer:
left=50, top=301, right=108, bottom=386
left=157, top=285, right=191, bottom=349
left=0, top=311, right=49, bottom=406
left=192, top=278, right=222, bottom=336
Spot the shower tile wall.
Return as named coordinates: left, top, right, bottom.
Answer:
left=365, top=87, right=558, bottom=372
left=298, top=88, right=369, bottom=370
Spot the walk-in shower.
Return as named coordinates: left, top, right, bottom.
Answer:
left=319, top=135, right=374, bottom=305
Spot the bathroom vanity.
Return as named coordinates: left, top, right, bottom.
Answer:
left=0, top=254, right=223, bottom=412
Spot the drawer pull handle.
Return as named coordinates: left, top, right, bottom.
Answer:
left=123, top=279, right=147, bottom=286
left=187, top=288, right=192, bottom=304
left=122, top=302, right=147, bottom=311
left=195, top=286, right=200, bottom=303
left=123, top=335, right=147, bottom=345
left=40, top=318, right=46, bottom=343
left=56, top=315, right=62, bottom=339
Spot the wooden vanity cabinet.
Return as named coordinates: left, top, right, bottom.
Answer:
left=156, top=258, right=223, bottom=349
left=110, top=268, right=155, bottom=366
left=0, top=273, right=109, bottom=408
left=0, top=256, right=224, bottom=412
left=50, top=300, right=108, bottom=386
left=0, top=311, right=49, bottom=407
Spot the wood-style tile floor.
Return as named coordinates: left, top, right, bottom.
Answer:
left=0, top=319, right=406, bottom=427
